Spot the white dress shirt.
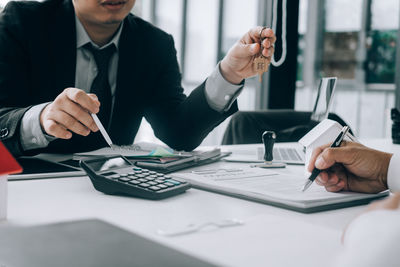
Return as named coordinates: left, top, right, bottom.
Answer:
left=20, top=16, right=243, bottom=151
left=334, top=209, right=400, bottom=267
left=387, top=153, right=400, bottom=192
left=334, top=154, right=400, bottom=267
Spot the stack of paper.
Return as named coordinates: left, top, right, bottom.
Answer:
left=172, top=167, right=388, bottom=213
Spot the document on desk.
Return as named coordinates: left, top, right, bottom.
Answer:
left=73, top=142, right=167, bottom=158
left=73, top=142, right=214, bottom=159
left=172, top=168, right=389, bottom=213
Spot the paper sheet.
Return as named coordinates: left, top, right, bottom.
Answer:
left=73, top=142, right=176, bottom=158
left=173, top=167, right=387, bottom=207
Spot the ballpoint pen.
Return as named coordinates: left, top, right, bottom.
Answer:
left=302, top=125, right=350, bottom=192
left=90, top=113, right=115, bottom=149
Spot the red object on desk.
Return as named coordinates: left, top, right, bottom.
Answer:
left=0, top=141, right=22, bottom=176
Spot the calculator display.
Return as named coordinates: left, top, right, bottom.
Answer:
left=86, top=157, right=131, bottom=172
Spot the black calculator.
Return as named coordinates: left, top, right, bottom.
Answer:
left=80, top=155, right=191, bottom=200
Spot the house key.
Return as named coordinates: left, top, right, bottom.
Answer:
left=253, top=27, right=269, bottom=82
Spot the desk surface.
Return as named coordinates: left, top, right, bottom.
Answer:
left=4, top=139, right=397, bottom=267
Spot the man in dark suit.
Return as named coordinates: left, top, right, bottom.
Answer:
left=0, top=0, right=275, bottom=156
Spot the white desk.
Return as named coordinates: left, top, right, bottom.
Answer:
left=4, top=140, right=398, bottom=267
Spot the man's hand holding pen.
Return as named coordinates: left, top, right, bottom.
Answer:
left=307, top=140, right=392, bottom=193
left=40, top=88, right=100, bottom=139
left=302, top=126, right=349, bottom=192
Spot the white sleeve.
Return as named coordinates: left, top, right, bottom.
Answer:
left=204, top=62, right=244, bottom=112
left=333, top=210, right=400, bottom=267
left=20, top=102, right=56, bottom=151
left=387, top=153, right=400, bottom=192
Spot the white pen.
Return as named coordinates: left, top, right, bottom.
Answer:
left=90, top=113, right=114, bottom=148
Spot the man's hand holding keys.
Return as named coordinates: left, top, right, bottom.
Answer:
left=40, top=87, right=100, bottom=139
left=220, top=26, right=276, bottom=85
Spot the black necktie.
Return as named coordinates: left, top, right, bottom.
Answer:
left=85, top=43, right=116, bottom=129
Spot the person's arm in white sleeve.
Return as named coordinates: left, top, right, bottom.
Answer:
left=20, top=103, right=56, bottom=151
left=387, top=153, right=400, bottom=191
left=334, top=193, right=400, bottom=267
left=204, top=26, right=275, bottom=112
left=334, top=210, right=400, bottom=267
left=205, top=62, right=244, bottom=112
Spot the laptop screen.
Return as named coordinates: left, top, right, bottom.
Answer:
left=310, top=77, right=337, bottom=122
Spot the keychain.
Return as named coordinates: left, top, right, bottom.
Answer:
left=253, top=27, right=269, bottom=83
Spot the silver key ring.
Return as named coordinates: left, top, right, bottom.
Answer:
left=259, top=26, right=267, bottom=40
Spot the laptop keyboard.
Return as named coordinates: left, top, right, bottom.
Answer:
left=273, top=148, right=303, bottom=162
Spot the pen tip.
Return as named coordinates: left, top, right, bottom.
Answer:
left=302, top=180, right=312, bottom=192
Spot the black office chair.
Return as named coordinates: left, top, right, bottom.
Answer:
left=221, top=110, right=353, bottom=145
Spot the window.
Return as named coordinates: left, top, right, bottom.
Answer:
left=221, top=0, right=258, bottom=111
left=184, top=0, right=218, bottom=85
left=296, top=0, right=308, bottom=82
left=136, top=0, right=261, bottom=146
left=154, top=0, right=184, bottom=66
left=366, top=0, right=399, bottom=84
left=296, top=0, right=399, bottom=138
left=322, top=0, right=362, bottom=80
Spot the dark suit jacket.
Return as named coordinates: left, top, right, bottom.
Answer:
left=0, top=0, right=237, bottom=156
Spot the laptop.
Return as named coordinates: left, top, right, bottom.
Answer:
left=270, top=77, right=337, bottom=164
left=0, top=219, right=215, bottom=267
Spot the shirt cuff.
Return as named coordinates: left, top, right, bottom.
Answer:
left=387, top=153, right=400, bottom=192
left=205, top=62, right=244, bottom=112
left=20, top=102, right=56, bottom=151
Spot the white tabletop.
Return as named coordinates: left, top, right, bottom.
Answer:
left=4, top=140, right=397, bottom=267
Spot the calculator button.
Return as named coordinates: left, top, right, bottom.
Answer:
left=158, top=184, right=168, bottom=189
left=142, top=169, right=149, bottom=173
left=119, top=173, right=129, bottom=177
left=127, top=172, right=135, bottom=175
left=164, top=175, right=172, bottom=179
left=139, top=183, right=150, bottom=188
left=135, top=174, right=146, bottom=178
left=149, top=171, right=157, bottom=174
left=156, top=173, right=164, bottom=177
left=149, top=186, right=161, bottom=191
left=156, top=177, right=166, bottom=181
left=118, top=177, right=131, bottom=182
left=128, top=180, right=140, bottom=185
left=109, top=174, right=121, bottom=179
left=149, top=174, right=158, bottom=178
left=133, top=167, right=142, bottom=171
left=145, top=177, right=155, bottom=181
left=164, top=182, right=175, bottom=187
left=165, top=179, right=181, bottom=185
left=155, top=179, right=165, bottom=183
left=137, top=178, right=147, bottom=182
left=148, top=181, right=157, bottom=186
left=134, top=171, right=143, bottom=174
